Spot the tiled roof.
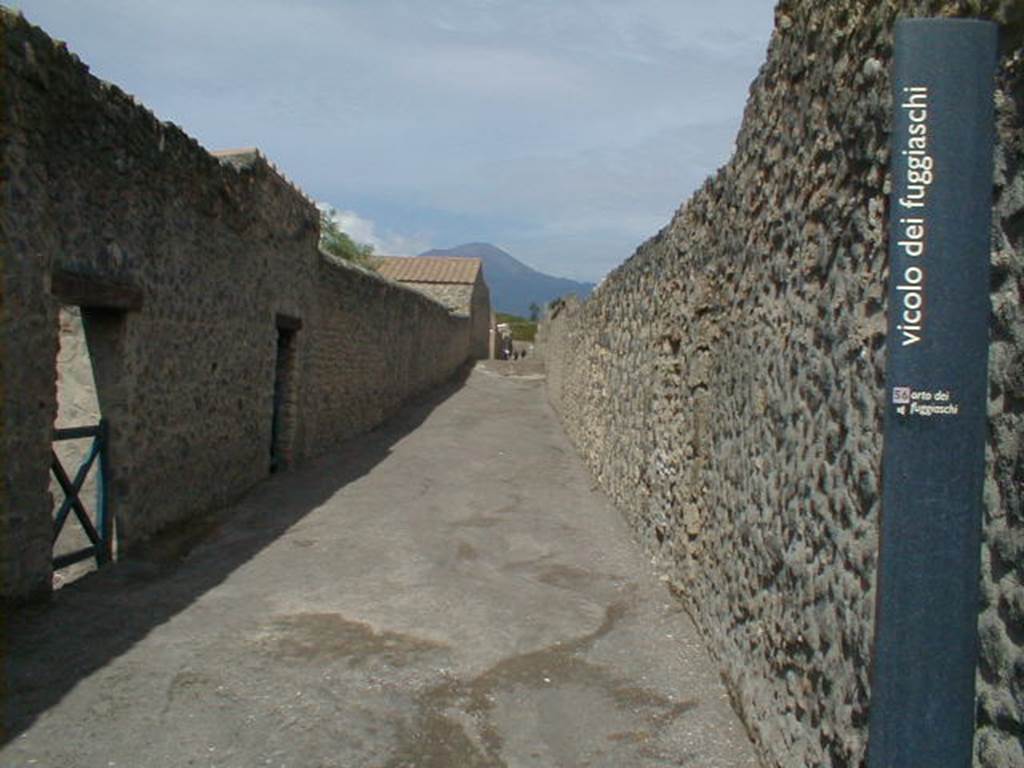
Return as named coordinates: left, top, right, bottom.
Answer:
left=375, top=256, right=482, bottom=285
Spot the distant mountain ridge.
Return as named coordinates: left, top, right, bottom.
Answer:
left=417, top=243, right=593, bottom=316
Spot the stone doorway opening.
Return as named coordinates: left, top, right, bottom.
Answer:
left=49, top=269, right=139, bottom=589
left=270, top=315, right=301, bottom=473
left=51, top=305, right=125, bottom=587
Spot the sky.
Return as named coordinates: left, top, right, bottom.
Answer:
left=10, top=0, right=776, bottom=282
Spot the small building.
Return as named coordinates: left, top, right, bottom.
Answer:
left=376, top=256, right=494, bottom=359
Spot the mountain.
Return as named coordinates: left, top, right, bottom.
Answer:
left=418, top=243, right=594, bottom=317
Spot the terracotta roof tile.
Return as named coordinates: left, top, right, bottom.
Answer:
left=376, top=256, right=481, bottom=285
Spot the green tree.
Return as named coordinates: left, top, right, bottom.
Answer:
left=528, top=302, right=541, bottom=322
left=319, top=208, right=377, bottom=270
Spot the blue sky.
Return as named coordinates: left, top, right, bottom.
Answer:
left=11, top=1, right=776, bottom=281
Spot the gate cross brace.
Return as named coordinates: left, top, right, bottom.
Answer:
left=51, top=440, right=102, bottom=551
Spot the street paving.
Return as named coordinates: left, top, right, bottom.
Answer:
left=2, top=361, right=760, bottom=768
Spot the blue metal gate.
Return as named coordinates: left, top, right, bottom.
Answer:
left=51, top=419, right=111, bottom=569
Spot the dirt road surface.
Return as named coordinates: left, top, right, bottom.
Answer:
left=2, top=361, right=759, bottom=768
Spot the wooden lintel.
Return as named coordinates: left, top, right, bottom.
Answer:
left=275, top=313, right=303, bottom=331
left=51, top=269, right=143, bottom=311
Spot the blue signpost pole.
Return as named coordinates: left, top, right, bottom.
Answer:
left=867, top=18, right=997, bottom=768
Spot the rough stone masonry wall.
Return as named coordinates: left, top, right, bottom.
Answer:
left=0, top=11, right=473, bottom=601
left=401, top=278, right=493, bottom=359
left=410, top=281, right=474, bottom=316
left=470, top=277, right=493, bottom=359
left=302, top=255, right=470, bottom=453
left=543, top=2, right=1023, bottom=766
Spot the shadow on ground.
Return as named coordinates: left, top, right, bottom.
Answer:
left=0, top=367, right=471, bottom=745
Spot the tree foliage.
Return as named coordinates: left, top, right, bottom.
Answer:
left=319, top=208, right=377, bottom=270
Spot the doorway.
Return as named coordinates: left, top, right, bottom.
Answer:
left=51, top=305, right=124, bottom=585
left=270, top=315, right=301, bottom=473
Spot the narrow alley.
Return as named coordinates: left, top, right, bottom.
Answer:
left=2, top=363, right=759, bottom=768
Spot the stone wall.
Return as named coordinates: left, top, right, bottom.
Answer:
left=470, top=277, right=492, bottom=359
left=542, top=2, right=1023, bottom=766
left=0, top=11, right=474, bottom=601
left=407, top=281, right=473, bottom=314
left=397, top=277, right=493, bottom=359
left=301, top=255, right=471, bottom=453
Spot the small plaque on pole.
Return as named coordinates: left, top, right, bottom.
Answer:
left=868, top=18, right=997, bottom=768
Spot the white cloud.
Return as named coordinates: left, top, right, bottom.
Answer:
left=318, top=204, right=431, bottom=257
